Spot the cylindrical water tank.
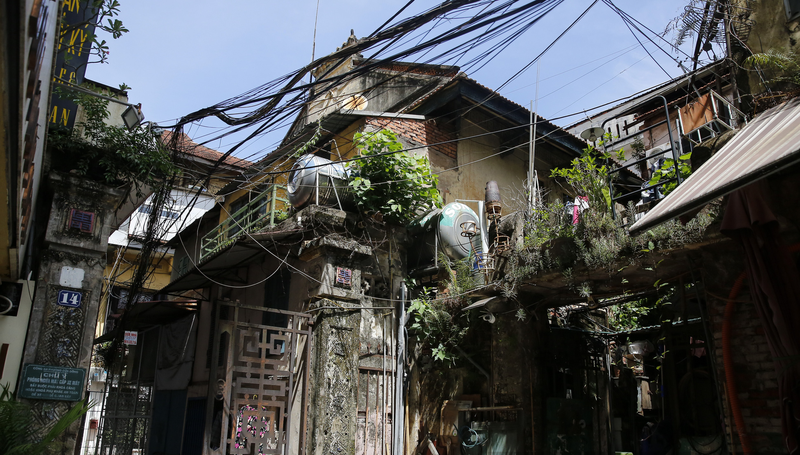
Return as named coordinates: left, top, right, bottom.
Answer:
left=287, top=154, right=350, bottom=209
left=409, top=202, right=482, bottom=265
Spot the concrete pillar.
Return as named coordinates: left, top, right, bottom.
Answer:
left=308, top=307, right=361, bottom=455
left=19, top=172, right=126, bottom=452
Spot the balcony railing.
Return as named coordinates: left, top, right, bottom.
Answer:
left=200, top=185, right=288, bottom=261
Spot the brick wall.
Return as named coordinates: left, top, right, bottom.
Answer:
left=705, top=279, right=784, bottom=453
left=365, top=117, right=457, bottom=159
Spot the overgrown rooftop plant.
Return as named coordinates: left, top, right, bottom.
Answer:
left=504, top=144, right=715, bottom=297
left=347, top=129, right=442, bottom=224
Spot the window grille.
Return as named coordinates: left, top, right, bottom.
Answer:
left=69, top=209, right=94, bottom=233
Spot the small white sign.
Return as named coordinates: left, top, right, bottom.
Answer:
left=123, top=331, right=138, bottom=346
left=59, top=266, right=85, bottom=288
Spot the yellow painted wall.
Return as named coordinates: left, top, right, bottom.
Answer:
left=0, top=280, right=34, bottom=391
left=95, top=249, right=174, bottom=337
left=331, top=120, right=365, bottom=161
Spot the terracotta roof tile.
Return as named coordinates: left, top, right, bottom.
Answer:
left=161, top=130, right=251, bottom=168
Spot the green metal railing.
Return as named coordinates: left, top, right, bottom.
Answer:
left=200, top=185, right=288, bottom=261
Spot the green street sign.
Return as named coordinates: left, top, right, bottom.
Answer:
left=18, top=364, right=86, bottom=401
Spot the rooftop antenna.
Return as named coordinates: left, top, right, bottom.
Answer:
left=310, top=0, right=321, bottom=84
left=528, top=60, right=541, bottom=209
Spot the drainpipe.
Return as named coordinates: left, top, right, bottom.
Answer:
left=393, top=283, right=407, bottom=455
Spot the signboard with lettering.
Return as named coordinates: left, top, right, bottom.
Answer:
left=49, top=0, right=97, bottom=129
left=124, top=331, right=138, bottom=345
left=18, top=364, right=86, bottom=401
left=57, top=289, right=82, bottom=308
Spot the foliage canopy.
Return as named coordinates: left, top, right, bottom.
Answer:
left=48, top=85, right=177, bottom=194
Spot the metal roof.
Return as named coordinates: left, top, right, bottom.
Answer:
left=630, top=97, right=800, bottom=235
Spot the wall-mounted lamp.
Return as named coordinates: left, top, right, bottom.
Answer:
left=122, top=104, right=144, bottom=130
left=53, top=80, right=145, bottom=131
left=580, top=125, right=605, bottom=142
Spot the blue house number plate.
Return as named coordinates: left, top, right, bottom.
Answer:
left=57, top=290, right=82, bottom=308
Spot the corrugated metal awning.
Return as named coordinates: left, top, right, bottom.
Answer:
left=630, top=97, right=800, bottom=235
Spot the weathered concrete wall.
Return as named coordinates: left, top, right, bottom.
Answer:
left=302, top=226, right=405, bottom=455
left=741, top=0, right=800, bottom=94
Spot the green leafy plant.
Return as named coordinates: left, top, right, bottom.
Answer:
left=273, top=209, right=290, bottom=223
left=408, top=288, right=468, bottom=363
left=347, top=129, right=442, bottom=224
left=744, top=49, right=800, bottom=90
left=0, top=384, right=91, bottom=455
left=550, top=144, right=614, bottom=210
left=607, top=300, right=651, bottom=331
left=407, top=256, right=480, bottom=363
left=48, top=84, right=177, bottom=195
left=648, top=152, right=692, bottom=196
left=58, top=0, right=129, bottom=66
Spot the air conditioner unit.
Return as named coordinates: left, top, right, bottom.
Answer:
left=0, top=282, right=22, bottom=317
left=645, top=143, right=672, bottom=167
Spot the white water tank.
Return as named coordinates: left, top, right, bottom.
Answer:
left=287, top=155, right=350, bottom=209
left=409, top=202, right=482, bottom=265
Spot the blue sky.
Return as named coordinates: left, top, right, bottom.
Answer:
left=87, top=0, right=713, bottom=159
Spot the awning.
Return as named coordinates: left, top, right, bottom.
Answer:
left=160, top=228, right=302, bottom=293
left=94, top=300, right=197, bottom=344
left=630, top=97, right=800, bottom=235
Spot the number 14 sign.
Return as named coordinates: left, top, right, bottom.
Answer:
left=57, top=290, right=82, bottom=308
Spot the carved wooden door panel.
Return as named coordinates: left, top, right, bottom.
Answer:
left=206, top=301, right=312, bottom=455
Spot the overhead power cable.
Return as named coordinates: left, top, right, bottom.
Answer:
left=166, top=0, right=565, bottom=184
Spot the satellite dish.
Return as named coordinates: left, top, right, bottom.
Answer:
left=343, top=94, right=368, bottom=111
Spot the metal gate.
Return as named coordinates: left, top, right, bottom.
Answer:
left=206, top=300, right=312, bottom=455
left=95, top=326, right=159, bottom=455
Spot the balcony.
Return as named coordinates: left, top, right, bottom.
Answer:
left=678, top=90, right=746, bottom=144
left=200, top=185, right=288, bottom=261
